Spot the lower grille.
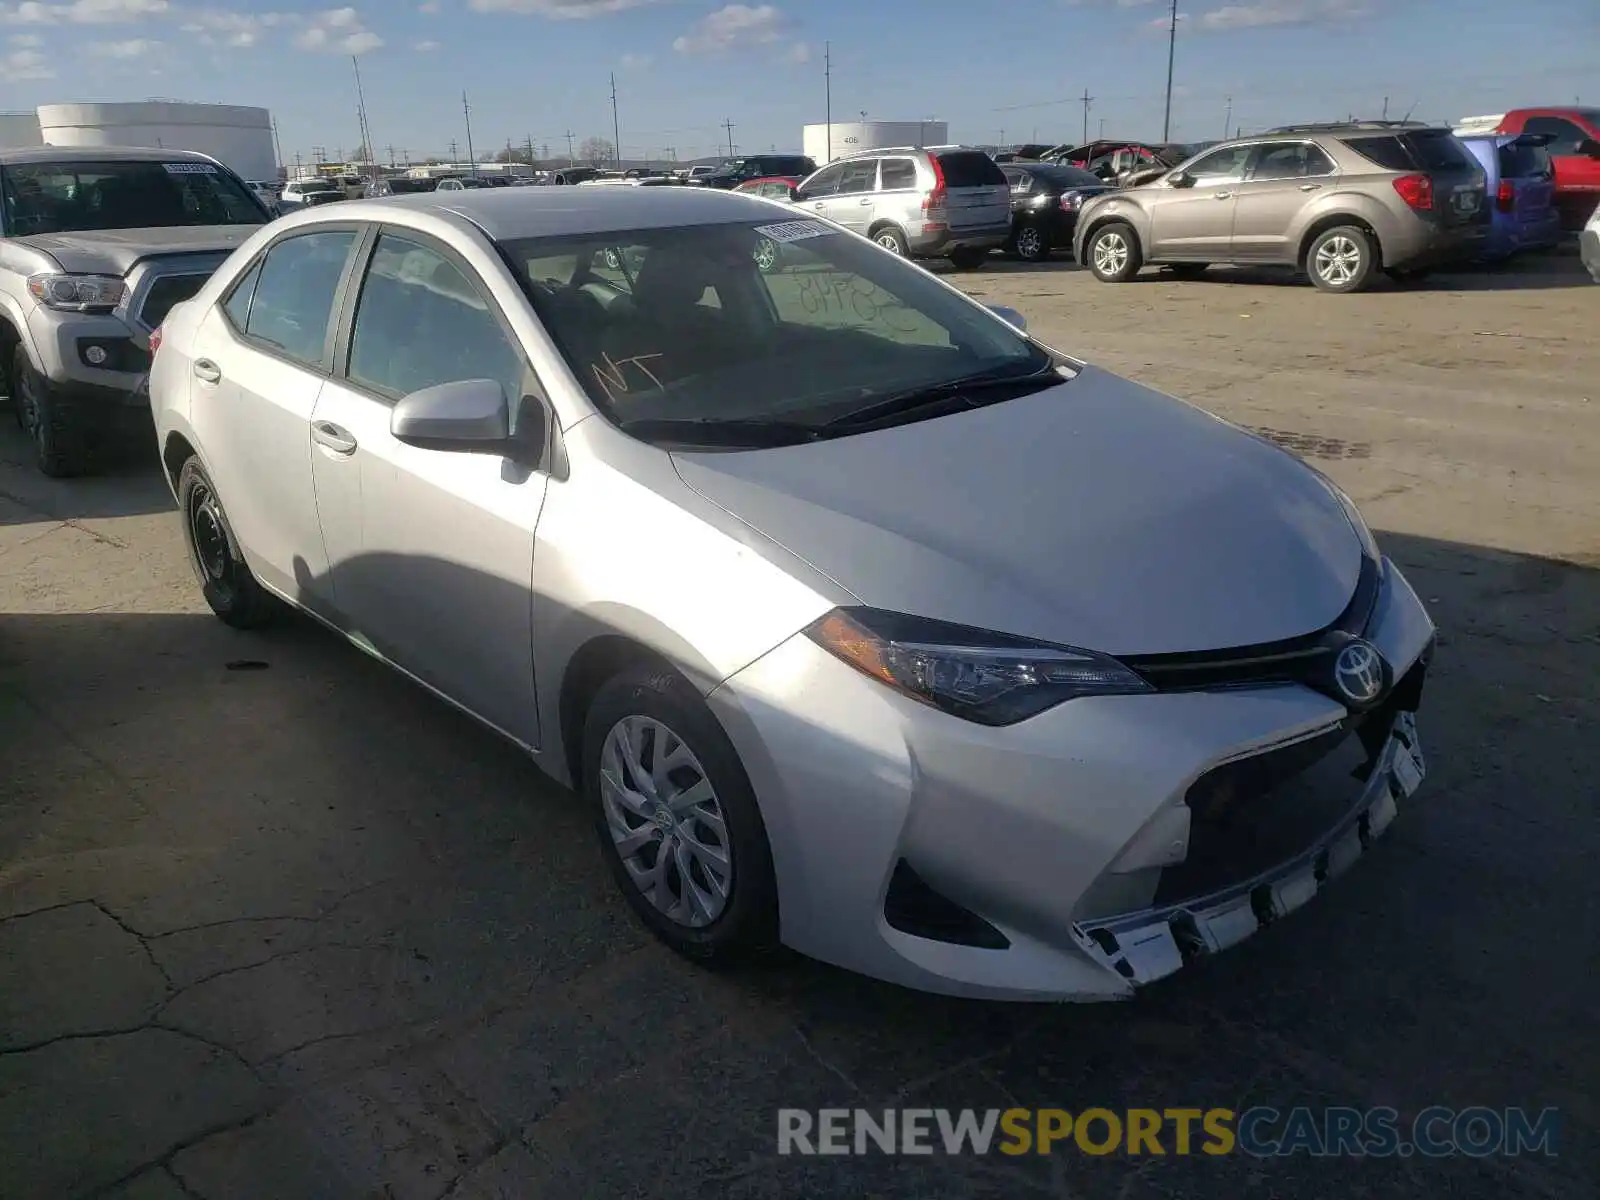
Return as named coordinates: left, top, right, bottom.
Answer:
left=137, top=274, right=210, bottom=330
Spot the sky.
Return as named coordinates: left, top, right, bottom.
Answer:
left=0, top=0, right=1595, bottom=167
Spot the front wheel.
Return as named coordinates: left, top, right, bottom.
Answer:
left=13, top=346, right=93, bottom=478
left=584, top=666, right=779, bottom=966
left=1013, top=224, right=1050, bottom=263
left=1086, top=222, right=1143, bottom=282
left=1307, top=226, right=1376, bottom=293
left=176, top=456, right=283, bottom=629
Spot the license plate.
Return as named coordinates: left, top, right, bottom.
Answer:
left=1454, top=191, right=1480, bottom=214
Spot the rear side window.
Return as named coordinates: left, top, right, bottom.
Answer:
left=1344, top=136, right=1414, bottom=170
left=241, top=230, right=356, bottom=368
left=1400, top=131, right=1475, bottom=171
left=1498, top=141, right=1552, bottom=179
left=935, top=151, right=1006, bottom=187
left=880, top=158, right=918, bottom=190
left=221, top=260, right=262, bottom=330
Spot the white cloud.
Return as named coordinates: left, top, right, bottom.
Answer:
left=468, top=0, right=657, bottom=17
left=2, top=44, right=50, bottom=73
left=418, top=0, right=438, bottom=10
left=0, top=0, right=169, bottom=23
left=1197, top=0, right=1373, bottom=30
left=175, top=8, right=293, bottom=48
left=618, top=50, right=650, bottom=68
left=90, top=34, right=159, bottom=54
left=295, top=6, right=382, bottom=53
left=673, top=3, right=784, bottom=54
left=412, top=36, right=438, bottom=49
left=8, top=29, right=41, bottom=41
left=785, top=40, right=808, bottom=63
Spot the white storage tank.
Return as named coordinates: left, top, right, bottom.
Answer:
left=36, top=101, right=276, bottom=180
left=804, top=120, right=950, bottom=165
left=0, top=111, right=43, bottom=147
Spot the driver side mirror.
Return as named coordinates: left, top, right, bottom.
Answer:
left=392, top=379, right=534, bottom=460
left=1167, top=170, right=1194, bottom=188
left=1579, top=138, right=1600, bottom=159
left=986, top=305, right=1028, bottom=333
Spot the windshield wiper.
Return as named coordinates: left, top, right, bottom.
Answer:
left=818, top=364, right=1063, bottom=432
left=616, top=417, right=822, bottom=447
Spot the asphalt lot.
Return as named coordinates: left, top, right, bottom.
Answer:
left=2, top=250, right=1596, bottom=1200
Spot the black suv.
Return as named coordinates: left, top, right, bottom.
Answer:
left=698, top=154, right=817, bottom=190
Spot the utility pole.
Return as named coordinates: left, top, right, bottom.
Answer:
left=526, top=134, right=535, bottom=166
left=563, top=130, right=575, bottom=166
left=1223, top=95, right=1233, bottom=139
left=722, top=117, right=736, bottom=158
left=352, top=54, right=377, bottom=188
left=1098, top=118, right=1105, bottom=138
left=462, top=91, right=477, bottom=177
left=1161, top=0, right=1179, bottom=141
left=449, top=138, right=459, bottom=163
left=610, top=72, right=622, bottom=169
left=271, top=118, right=284, bottom=174
left=1080, top=88, right=1093, bottom=145
left=294, top=151, right=303, bottom=178
left=824, top=40, right=832, bottom=162
left=1381, top=95, right=1389, bottom=120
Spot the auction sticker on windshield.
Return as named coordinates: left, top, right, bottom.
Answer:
left=164, top=163, right=219, bottom=174
left=755, top=220, right=834, bottom=244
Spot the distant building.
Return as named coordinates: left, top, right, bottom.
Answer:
left=803, top=120, right=950, bottom=165
left=2, top=101, right=276, bottom=179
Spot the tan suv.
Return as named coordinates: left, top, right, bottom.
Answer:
left=1074, top=123, right=1489, bottom=292
left=792, top=146, right=1011, bottom=269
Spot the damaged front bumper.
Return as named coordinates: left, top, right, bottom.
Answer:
left=1076, top=709, right=1425, bottom=986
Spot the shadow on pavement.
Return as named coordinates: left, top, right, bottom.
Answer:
left=0, top=411, right=173, bottom=525
left=0, top=530, right=1594, bottom=1198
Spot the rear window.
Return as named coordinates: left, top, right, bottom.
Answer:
left=1498, top=141, right=1552, bottom=179
left=1400, top=131, right=1475, bottom=171
left=935, top=151, right=1006, bottom=188
left=1344, top=136, right=1414, bottom=170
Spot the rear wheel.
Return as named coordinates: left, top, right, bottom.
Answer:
left=1086, top=222, right=1143, bottom=282
left=584, top=666, right=779, bottom=965
left=948, top=246, right=989, bottom=271
left=1306, top=225, right=1376, bottom=293
left=177, top=456, right=283, bottom=629
left=1013, top=224, right=1050, bottom=263
left=872, top=226, right=909, bottom=256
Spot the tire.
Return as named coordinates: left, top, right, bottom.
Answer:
left=1085, top=222, right=1143, bottom=282
left=1013, top=223, right=1050, bottom=263
left=1166, top=263, right=1209, bottom=280
left=1306, top=225, right=1376, bottom=293
left=176, top=456, right=283, bottom=629
left=948, top=246, right=989, bottom=271
left=871, top=226, right=909, bottom=257
left=13, top=346, right=93, bottom=478
left=583, top=666, right=779, bottom=966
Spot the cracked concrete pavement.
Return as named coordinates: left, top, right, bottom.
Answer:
left=2, top=252, right=1596, bottom=1199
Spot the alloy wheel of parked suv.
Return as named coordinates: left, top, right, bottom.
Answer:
left=1307, top=226, right=1376, bottom=293
left=874, top=228, right=907, bottom=255
left=1087, top=223, right=1143, bottom=282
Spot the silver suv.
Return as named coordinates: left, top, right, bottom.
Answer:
left=1074, top=123, right=1489, bottom=292
left=793, top=146, right=1011, bottom=269
left=0, top=146, right=269, bottom=475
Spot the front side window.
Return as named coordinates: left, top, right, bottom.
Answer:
left=240, top=230, right=357, bottom=367
left=1, top=159, right=266, bottom=235
left=1184, top=145, right=1252, bottom=182
left=504, top=219, right=1050, bottom=444
left=347, top=234, right=525, bottom=404
left=797, top=163, right=844, bottom=199
left=1521, top=117, right=1586, bottom=156
left=836, top=161, right=879, bottom=195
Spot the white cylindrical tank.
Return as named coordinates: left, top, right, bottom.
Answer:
left=36, top=102, right=276, bottom=180
left=0, top=111, right=43, bottom=147
left=804, top=120, right=950, bottom=165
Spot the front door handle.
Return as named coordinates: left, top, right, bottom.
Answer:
left=193, top=358, right=221, bottom=384
left=813, top=201, right=826, bottom=210
left=311, top=421, right=357, bottom=455
left=858, top=198, right=872, bottom=205
left=1299, top=183, right=1323, bottom=192
left=1212, top=191, right=1233, bottom=200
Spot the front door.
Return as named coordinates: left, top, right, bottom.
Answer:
left=309, top=229, right=549, bottom=746
left=1147, top=143, right=1253, bottom=259
left=1231, top=141, right=1338, bottom=263
left=818, top=159, right=879, bottom=234
left=185, top=227, right=360, bottom=605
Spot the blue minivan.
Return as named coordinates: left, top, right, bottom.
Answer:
left=1455, top=132, right=1562, bottom=259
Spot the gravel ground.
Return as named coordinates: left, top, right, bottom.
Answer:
left=1, top=249, right=1595, bottom=1200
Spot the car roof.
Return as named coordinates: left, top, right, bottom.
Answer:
left=323, top=185, right=775, bottom=240
left=0, top=145, right=219, bottom=166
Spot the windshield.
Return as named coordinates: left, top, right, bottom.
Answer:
left=1, top=159, right=267, bottom=234
left=504, top=218, right=1050, bottom=444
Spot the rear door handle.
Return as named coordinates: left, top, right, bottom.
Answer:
left=1213, top=191, right=1233, bottom=199
left=193, top=359, right=221, bottom=384
left=311, top=421, right=357, bottom=455
left=813, top=201, right=826, bottom=210
left=1299, top=183, right=1323, bottom=192
left=858, top=198, right=871, bottom=205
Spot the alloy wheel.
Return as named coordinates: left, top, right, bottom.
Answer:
left=1093, top=232, right=1129, bottom=276
left=1314, top=236, right=1362, bottom=287
left=876, top=232, right=904, bottom=255
left=1016, top=227, right=1044, bottom=259
left=600, top=715, right=733, bottom=928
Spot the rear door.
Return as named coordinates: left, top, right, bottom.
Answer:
left=934, top=150, right=1009, bottom=232
left=1231, top=140, right=1338, bottom=262
left=1400, top=129, right=1488, bottom=230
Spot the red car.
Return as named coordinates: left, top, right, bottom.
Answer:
left=733, top=175, right=802, bottom=201
left=1458, top=107, right=1600, bottom=229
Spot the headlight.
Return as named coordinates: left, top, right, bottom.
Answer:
left=806, top=607, right=1152, bottom=726
left=27, top=273, right=126, bottom=313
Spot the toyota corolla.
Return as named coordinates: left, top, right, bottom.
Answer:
left=147, top=187, right=1434, bottom=1000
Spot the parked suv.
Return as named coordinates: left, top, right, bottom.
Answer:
left=697, top=154, right=816, bottom=190
left=1074, top=123, right=1488, bottom=293
left=792, top=147, right=1011, bottom=269
left=1455, top=132, right=1561, bottom=260
left=0, top=146, right=269, bottom=475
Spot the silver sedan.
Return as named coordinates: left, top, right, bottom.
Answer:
left=147, top=186, right=1434, bottom=1000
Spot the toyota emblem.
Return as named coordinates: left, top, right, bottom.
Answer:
left=1332, top=638, right=1386, bottom=708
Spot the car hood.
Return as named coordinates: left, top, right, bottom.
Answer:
left=671, top=366, right=1364, bottom=656
left=14, top=226, right=261, bottom=275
